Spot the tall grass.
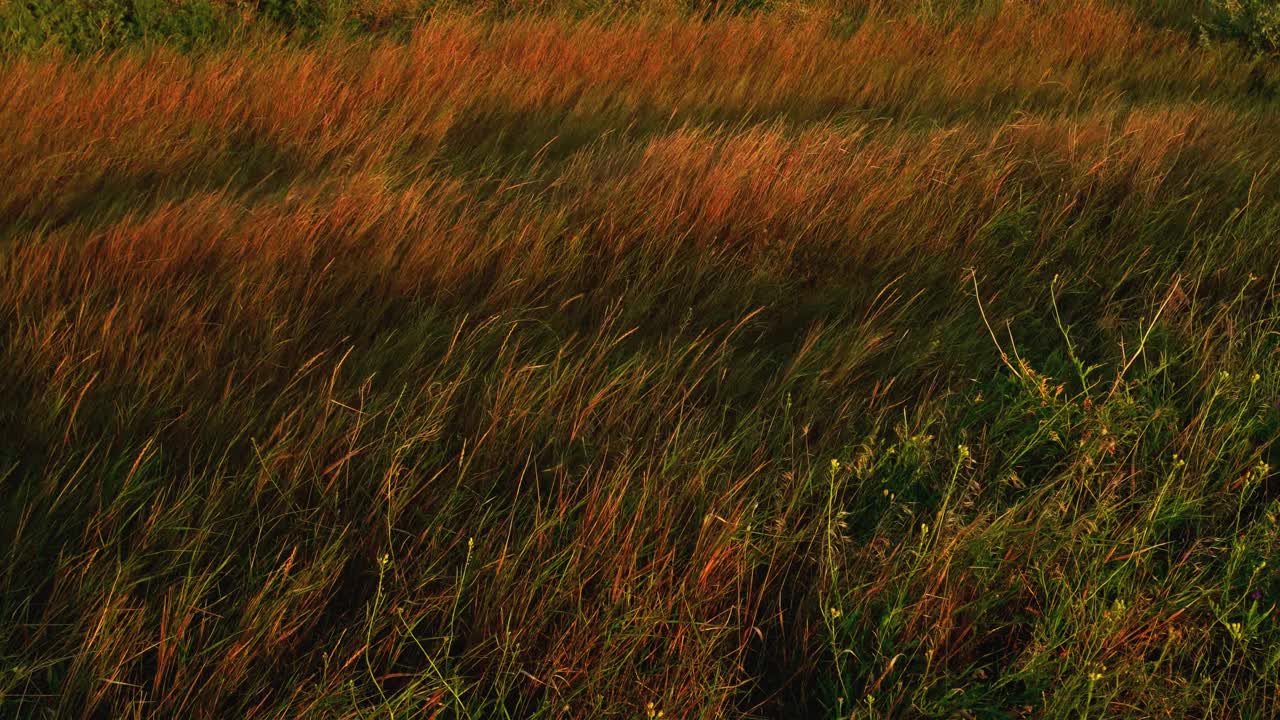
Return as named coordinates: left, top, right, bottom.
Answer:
left=1, top=3, right=1278, bottom=718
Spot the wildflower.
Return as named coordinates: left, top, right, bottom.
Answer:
left=921, top=523, right=930, bottom=535
left=1226, top=622, right=1244, bottom=642
left=829, top=606, right=843, bottom=619
left=1251, top=372, right=1261, bottom=384
left=1088, top=671, right=1103, bottom=682
left=830, top=458, right=840, bottom=471
left=957, top=444, right=971, bottom=461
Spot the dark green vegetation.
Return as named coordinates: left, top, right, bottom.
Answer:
left=4, top=0, right=1280, bottom=55
left=1, top=1, right=1279, bottom=718
left=1198, top=0, right=1280, bottom=54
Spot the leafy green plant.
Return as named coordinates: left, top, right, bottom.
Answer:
left=0, top=0, right=235, bottom=52
left=0, top=0, right=133, bottom=52
left=252, top=0, right=339, bottom=29
left=1199, top=0, right=1280, bottom=54
left=0, top=0, right=370, bottom=53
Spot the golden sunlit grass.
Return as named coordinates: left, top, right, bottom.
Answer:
left=1, top=2, right=1279, bottom=718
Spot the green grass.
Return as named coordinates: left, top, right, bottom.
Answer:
left=1, top=2, right=1279, bottom=718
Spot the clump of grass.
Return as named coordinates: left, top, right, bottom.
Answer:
left=1, top=2, right=1278, bottom=718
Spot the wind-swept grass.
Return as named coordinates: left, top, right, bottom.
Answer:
left=1, top=2, right=1278, bottom=718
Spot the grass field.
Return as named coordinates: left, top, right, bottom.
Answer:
left=2, top=1, right=1279, bottom=717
